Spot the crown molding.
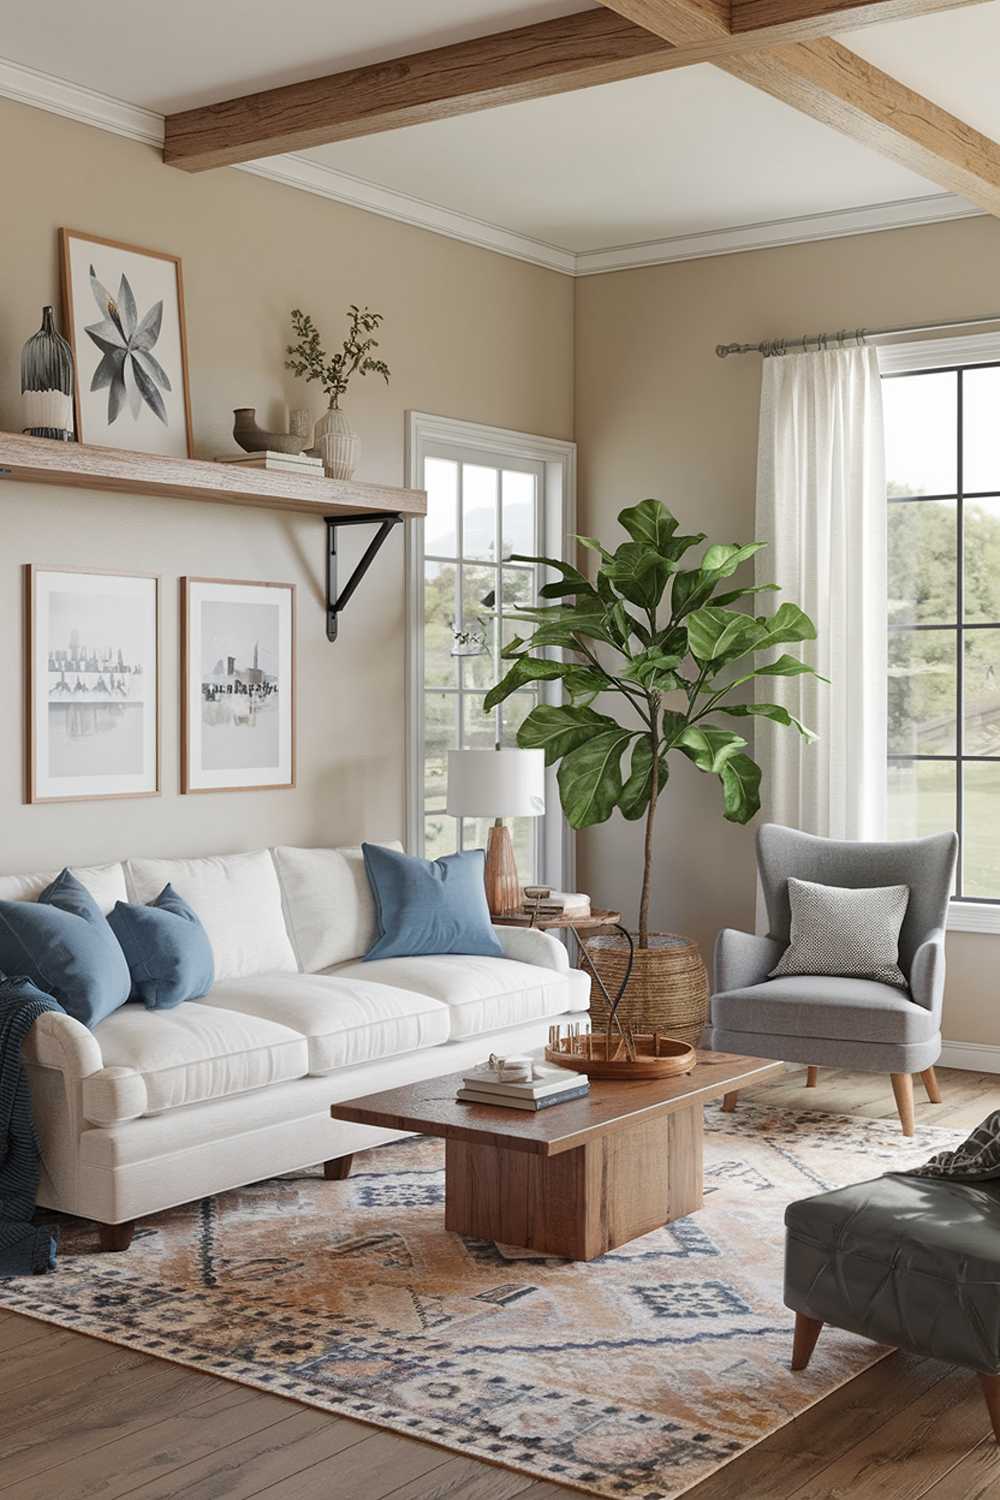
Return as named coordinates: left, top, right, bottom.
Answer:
left=0, top=53, right=984, bottom=279
left=574, top=191, right=983, bottom=274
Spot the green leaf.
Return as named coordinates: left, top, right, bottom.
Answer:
left=721, top=702, right=816, bottom=740
left=712, top=583, right=781, bottom=608
left=623, top=647, right=685, bottom=692
left=702, top=542, right=766, bottom=575
left=601, top=541, right=672, bottom=611
left=557, top=728, right=637, bottom=828
left=576, top=535, right=615, bottom=564
left=685, top=607, right=765, bottom=664
left=661, top=532, right=706, bottom=564
left=483, top=658, right=569, bottom=711
left=755, top=652, right=829, bottom=681
left=677, top=725, right=747, bottom=774
left=500, top=634, right=527, bottom=660
left=618, top=737, right=669, bottom=820
left=562, top=665, right=615, bottom=705
left=755, top=602, right=817, bottom=649
left=720, top=752, right=762, bottom=824
left=660, top=708, right=689, bottom=750
left=516, top=704, right=621, bottom=765
left=671, top=542, right=767, bottom=621
left=505, top=599, right=612, bottom=644
left=617, top=498, right=679, bottom=552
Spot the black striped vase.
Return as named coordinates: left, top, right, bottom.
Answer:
left=20, top=306, right=74, bottom=441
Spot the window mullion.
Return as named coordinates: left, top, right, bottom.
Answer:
left=956, top=367, right=965, bottom=898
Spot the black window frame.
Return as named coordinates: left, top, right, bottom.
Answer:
left=885, top=357, right=1000, bottom=905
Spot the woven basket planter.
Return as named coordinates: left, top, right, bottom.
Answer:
left=582, top=932, right=710, bottom=1045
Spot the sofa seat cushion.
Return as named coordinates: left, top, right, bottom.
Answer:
left=329, top=954, right=587, bottom=1040
left=84, top=1001, right=308, bottom=1124
left=199, top=973, right=451, bottom=1074
left=785, top=1174, right=1000, bottom=1372
left=711, top=975, right=936, bottom=1046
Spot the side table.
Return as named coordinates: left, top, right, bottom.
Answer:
left=492, top=908, right=634, bottom=1032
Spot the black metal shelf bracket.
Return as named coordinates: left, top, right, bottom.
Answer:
left=325, top=512, right=404, bottom=642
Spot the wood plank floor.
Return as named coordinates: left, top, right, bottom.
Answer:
left=4, top=1064, right=1000, bottom=1500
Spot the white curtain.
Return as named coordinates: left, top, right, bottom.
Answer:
left=754, top=345, right=887, bottom=842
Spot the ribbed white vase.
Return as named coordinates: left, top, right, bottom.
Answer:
left=314, top=406, right=360, bottom=481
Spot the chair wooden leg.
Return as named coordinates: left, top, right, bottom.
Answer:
left=721, top=1091, right=739, bottom=1113
left=981, top=1375, right=1000, bottom=1442
left=890, top=1073, right=916, bottom=1137
left=324, top=1155, right=353, bottom=1181
left=98, top=1221, right=135, bottom=1252
left=806, top=1066, right=818, bottom=1088
left=791, top=1313, right=824, bottom=1371
left=920, top=1067, right=943, bottom=1104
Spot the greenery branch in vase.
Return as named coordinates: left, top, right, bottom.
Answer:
left=285, top=305, right=390, bottom=480
left=484, top=498, right=825, bottom=1037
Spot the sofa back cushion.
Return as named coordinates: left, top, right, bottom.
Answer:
left=0, top=861, right=127, bottom=915
left=272, top=843, right=403, bottom=972
left=126, top=851, right=297, bottom=982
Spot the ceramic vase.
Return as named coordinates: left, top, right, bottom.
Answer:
left=232, top=408, right=308, bottom=455
left=21, top=306, right=74, bottom=441
left=315, top=405, right=359, bottom=480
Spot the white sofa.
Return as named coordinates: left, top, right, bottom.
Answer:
left=11, top=846, right=591, bottom=1246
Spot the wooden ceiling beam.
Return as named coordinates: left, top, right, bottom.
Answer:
left=163, top=0, right=987, bottom=172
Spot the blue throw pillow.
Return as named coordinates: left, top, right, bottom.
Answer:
left=108, top=884, right=214, bottom=1010
left=362, top=844, right=504, bottom=960
left=0, top=869, right=130, bottom=1028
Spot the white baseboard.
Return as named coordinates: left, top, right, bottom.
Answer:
left=939, top=1040, right=1000, bottom=1075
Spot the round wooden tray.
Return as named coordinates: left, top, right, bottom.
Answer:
left=544, top=1032, right=696, bottom=1081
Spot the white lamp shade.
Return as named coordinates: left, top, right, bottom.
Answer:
left=446, top=748, right=546, bottom=818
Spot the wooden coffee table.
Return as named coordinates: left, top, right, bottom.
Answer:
left=329, top=1049, right=783, bottom=1261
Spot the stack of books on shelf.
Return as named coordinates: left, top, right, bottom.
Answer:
left=216, top=451, right=325, bottom=477
left=522, top=888, right=591, bottom=919
left=456, top=1060, right=589, bottom=1110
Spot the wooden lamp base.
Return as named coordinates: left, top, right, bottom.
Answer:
left=484, top=820, right=521, bottom=916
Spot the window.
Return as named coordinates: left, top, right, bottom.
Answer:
left=883, top=357, right=1000, bottom=904
left=405, top=414, right=575, bottom=889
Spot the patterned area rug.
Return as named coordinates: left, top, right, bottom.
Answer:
left=0, top=1104, right=960, bottom=1500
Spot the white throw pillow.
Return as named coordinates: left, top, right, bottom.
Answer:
left=126, top=850, right=297, bottom=982
left=272, top=842, right=403, bottom=971
left=0, top=862, right=127, bottom=915
left=770, top=876, right=910, bottom=989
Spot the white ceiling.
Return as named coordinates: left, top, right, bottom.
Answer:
left=2, top=0, right=998, bottom=271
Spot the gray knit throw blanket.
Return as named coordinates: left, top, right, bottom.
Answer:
left=0, top=976, right=64, bottom=1276
left=899, top=1110, right=1000, bottom=1182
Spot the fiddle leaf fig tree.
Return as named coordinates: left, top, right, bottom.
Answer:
left=484, top=499, right=825, bottom=949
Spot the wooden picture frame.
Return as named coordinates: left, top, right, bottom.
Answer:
left=25, top=565, right=160, bottom=804
left=181, top=577, right=296, bottom=794
left=59, top=228, right=194, bottom=458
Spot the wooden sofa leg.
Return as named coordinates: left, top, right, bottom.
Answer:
left=920, top=1067, right=943, bottom=1104
left=791, top=1313, right=824, bottom=1371
left=98, top=1222, right=135, bottom=1252
left=980, top=1375, right=1000, bottom=1442
left=324, top=1155, right=353, bottom=1181
left=721, top=1091, right=739, bottom=1113
left=890, top=1073, right=916, bottom=1136
left=806, top=1066, right=818, bottom=1088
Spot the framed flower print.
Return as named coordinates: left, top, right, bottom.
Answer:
left=59, top=229, right=193, bottom=457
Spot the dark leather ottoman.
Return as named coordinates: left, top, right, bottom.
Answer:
left=784, top=1173, right=1000, bottom=1438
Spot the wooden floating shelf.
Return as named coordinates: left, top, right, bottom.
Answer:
left=0, top=432, right=426, bottom=520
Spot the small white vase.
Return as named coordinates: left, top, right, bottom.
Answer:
left=314, top=406, right=360, bottom=481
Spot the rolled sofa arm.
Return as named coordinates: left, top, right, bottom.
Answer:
left=908, top=927, right=947, bottom=1016
left=493, top=924, right=570, bottom=973
left=714, top=928, right=785, bottom=993
left=21, top=1010, right=103, bottom=1078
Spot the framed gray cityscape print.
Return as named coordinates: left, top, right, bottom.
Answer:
left=26, top=566, right=160, bottom=803
left=59, top=229, right=193, bottom=457
left=181, top=577, right=295, bottom=794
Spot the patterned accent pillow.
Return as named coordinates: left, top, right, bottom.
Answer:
left=769, top=876, right=910, bottom=989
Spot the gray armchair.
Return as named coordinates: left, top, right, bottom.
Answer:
left=707, top=823, right=959, bottom=1135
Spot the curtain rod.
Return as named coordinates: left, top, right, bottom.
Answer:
left=715, top=312, right=1000, bottom=359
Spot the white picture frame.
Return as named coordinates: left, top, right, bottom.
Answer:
left=60, top=228, right=193, bottom=457
left=182, top=577, right=296, bottom=794
left=26, top=566, right=160, bottom=804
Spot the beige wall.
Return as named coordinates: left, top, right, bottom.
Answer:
left=574, top=214, right=1000, bottom=1048
left=0, top=97, right=573, bottom=875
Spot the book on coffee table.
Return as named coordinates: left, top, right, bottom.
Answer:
left=456, top=1082, right=590, bottom=1110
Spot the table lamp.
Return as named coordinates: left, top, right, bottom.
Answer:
left=446, top=748, right=546, bottom=916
